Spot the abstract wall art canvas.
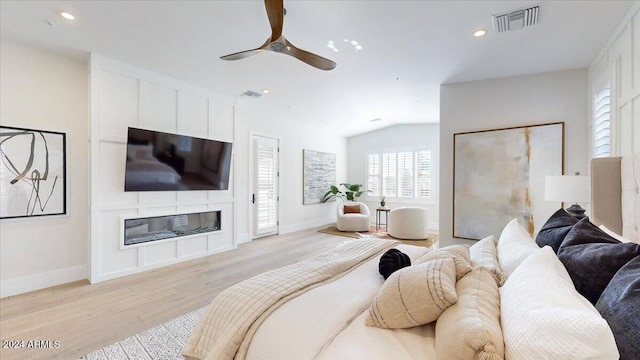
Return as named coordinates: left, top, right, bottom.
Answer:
left=0, top=126, right=67, bottom=219
left=303, top=149, right=336, bottom=204
left=453, top=122, right=564, bottom=240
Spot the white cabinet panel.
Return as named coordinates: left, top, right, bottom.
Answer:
left=100, top=71, right=138, bottom=137
left=634, top=97, right=640, bottom=153
left=99, top=142, right=137, bottom=204
left=634, top=12, right=640, bottom=92
left=100, top=211, right=138, bottom=275
left=178, top=93, right=208, bottom=137
left=609, top=24, right=632, bottom=100
left=181, top=236, right=208, bottom=257
left=140, top=82, right=177, bottom=132
left=619, top=102, right=633, bottom=155
left=144, top=241, right=176, bottom=265
left=212, top=102, right=234, bottom=142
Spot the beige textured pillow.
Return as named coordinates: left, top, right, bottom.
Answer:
left=436, top=267, right=504, bottom=360
left=470, top=235, right=506, bottom=286
left=366, top=258, right=457, bottom=329
left=415, top=244, right=472, bottom=280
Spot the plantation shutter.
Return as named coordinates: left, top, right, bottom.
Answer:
left=416, top=150, right=431, bottom=198
left=382, top=153, right=397, bottom=197
left=256, top=143, right=277, bottom=235
left=593, top=86, right=611, bottom=158
left=398, top=152, right=414, bottom=198
left=368, top=154, right=380, bottom=197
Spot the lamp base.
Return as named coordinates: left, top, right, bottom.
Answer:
left=565, top=204, right=586, bottom=219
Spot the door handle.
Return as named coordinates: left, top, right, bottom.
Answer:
left=252, top=193, right=256, bottom=204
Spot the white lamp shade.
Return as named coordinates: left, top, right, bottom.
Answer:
left=545, top=175, right=591, bottom=203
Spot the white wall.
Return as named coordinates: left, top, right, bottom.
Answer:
left=0, top=40, right=89, bottom=297
left=234, top=102, right=348, bottom=240
left=347, top=124, right=440, bottom=231
left=440, top=69, right=589, bottom=247
left=590, top=2, right=640, bottom=156
left=89, top=55, right=237, bottom=283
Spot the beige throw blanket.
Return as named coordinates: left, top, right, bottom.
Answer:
left=183, top=238, right=398, bottom=360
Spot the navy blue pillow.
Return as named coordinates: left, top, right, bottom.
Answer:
left=557, top=217, right=640, bottom=304
left=535, top=209, right=579, bottom=253
left=596, top=255, right=640, bottom=360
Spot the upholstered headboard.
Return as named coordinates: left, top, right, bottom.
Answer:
left=591, top=153, right=639, bottom=241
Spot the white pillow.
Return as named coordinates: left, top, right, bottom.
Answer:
left=496, top=218, right=538, bottom=277
left=500, top=246, right=619, bottom=360
left=599, top=224, right=636, bottom=243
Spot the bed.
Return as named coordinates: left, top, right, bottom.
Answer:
left=183, top=153, right=640, bottom=360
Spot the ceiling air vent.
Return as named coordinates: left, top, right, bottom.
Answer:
left=493, top=5, right=539, bottom=33
left=242, top=90, right=262, bottom=99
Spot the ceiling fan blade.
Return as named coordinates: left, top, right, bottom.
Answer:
left=220, top=49, right=262, bottom=61
left=264, top=0, right=284, bottom=42
left=220, top=38, right=271, bottom=61
left=284, top=39, right=336, bottom=71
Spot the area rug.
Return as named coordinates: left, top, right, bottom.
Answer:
left=78, top=307, right=206, bottom=360
left=318, top=225, right=438, bottom=248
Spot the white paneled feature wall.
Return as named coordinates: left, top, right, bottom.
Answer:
left=590, top=3, right=640, bottom=156
left=89, top=55, right=236, bottom=283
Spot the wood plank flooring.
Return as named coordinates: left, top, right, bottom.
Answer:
left=0, top=228, right=347, bottom=360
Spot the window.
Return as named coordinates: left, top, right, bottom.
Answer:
left=592, top=86, right=611, bottom=158
left=368, top=148, right=432, bottom=200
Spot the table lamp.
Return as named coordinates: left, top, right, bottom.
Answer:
left=544, top=173, right=590, bottom=218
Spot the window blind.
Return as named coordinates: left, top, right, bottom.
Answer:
left=367, top=148, right=432, bottom=200
left=593, top=86, right=611, bottom=158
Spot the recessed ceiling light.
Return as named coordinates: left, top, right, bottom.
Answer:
left=262, top=89, right=270, bottom=94
left=474, top=29, right=487, bottom=37
left=59, top=11, right=75, bottom=20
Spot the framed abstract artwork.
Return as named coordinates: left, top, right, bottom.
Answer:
left=453, top=122, right=564, bottom=240
left=303, top=149, right=336, bottom=204
left=0, top=126, right=67, bottom=219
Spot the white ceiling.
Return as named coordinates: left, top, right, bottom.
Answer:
left=0, top=0, right=634, bottom=137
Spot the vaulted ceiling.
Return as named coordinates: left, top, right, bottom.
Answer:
left=0, top=1, right=634, bottom=136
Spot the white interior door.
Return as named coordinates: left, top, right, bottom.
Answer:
left=252, top=135, right=279, bottom=238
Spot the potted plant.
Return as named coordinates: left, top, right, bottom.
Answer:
left=380, top=195, right=386, bottom=208
left=321, top=183, right=371, bottom=203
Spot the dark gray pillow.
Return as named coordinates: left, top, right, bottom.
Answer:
left=535, top=209, right=579, bottom=253
left=596, top=255, right=640, bottom=360
left=557, top=218, right=640, bottom=304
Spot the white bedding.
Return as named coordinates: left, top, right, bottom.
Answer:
left=245, top=244, right=434, bottom=360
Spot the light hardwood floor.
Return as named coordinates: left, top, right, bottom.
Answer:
left=0, top=228, right=347, bottom=360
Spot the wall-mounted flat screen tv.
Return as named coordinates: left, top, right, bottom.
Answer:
left=124, top=127, right=232, bottom=191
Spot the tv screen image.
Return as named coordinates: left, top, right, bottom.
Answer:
left=124, top=127, right=232, bottom=191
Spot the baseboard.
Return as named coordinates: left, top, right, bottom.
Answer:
left=279, top=217, right=334, bottom=235
left=0, top=264, right=88, bottom=298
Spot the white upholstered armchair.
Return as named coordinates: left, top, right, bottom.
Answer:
left=388, top=207, right=429, bottom=240
left=336, top=202, right=371, bottom=232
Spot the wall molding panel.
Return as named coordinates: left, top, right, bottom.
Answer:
left=89, top=54, right=237, bottom=283
left=589, top=3, right=639, bottom=156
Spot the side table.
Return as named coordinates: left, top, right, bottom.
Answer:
left=376, top=207, right=391, bottom=231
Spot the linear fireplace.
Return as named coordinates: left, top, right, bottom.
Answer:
left=123, top=210, right=221, bottom=246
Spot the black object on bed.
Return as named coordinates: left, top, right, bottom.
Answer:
left=378, top=249, right=411, bottom=280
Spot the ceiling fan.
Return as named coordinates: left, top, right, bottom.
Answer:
left=220, top=0, right=336, bottom=71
